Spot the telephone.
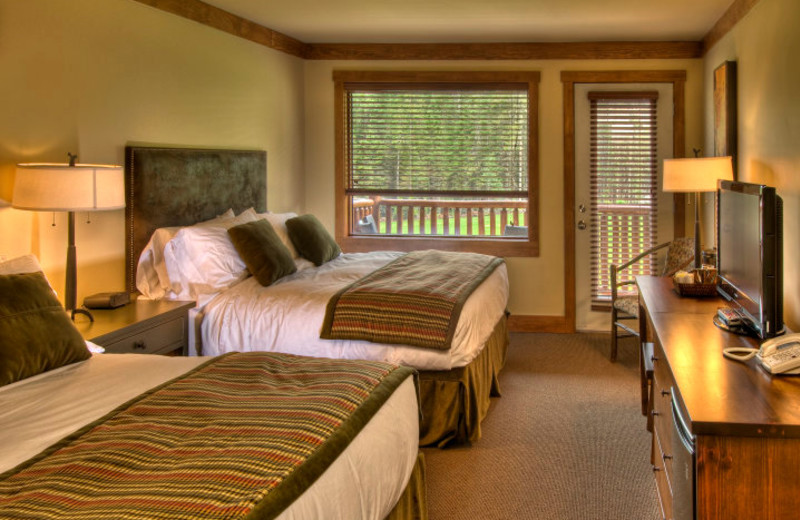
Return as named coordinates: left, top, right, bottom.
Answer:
left=722, top=333, right=800, bottom=375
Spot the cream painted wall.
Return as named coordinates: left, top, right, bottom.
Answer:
left=0, top=0, right=306, bottom=305
left=703, top=0, right=800, bottom=331
left=303, top=59, right=704, bottom=319
left=0, top=0, right=707, bottom=322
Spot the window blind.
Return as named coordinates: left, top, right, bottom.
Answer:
left=347, top=87, right=529, bottom=197
left=589, top=91, right=659, bottom=304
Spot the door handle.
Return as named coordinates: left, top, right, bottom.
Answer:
left=577, top=220, right=586, bottom=230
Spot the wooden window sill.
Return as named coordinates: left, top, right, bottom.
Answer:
left=339, top=235, right=538, bottom=257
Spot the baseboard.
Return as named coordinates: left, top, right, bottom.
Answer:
left=508, top=314, right=572, bottom=333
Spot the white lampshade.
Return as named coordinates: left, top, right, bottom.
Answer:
left=12, top=163, right=124, bottom=212
left=662, top=156, right=734, bottom=193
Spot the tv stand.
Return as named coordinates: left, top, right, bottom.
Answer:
left=637, top=276, right=800, bottom=520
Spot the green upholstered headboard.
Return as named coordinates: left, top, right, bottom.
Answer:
left=124, top=146, right=267, bottom=293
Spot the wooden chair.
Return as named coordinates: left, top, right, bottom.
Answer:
left=609, top=236, right=694, bottom=425
left=609, top=236, right=694, bottom=363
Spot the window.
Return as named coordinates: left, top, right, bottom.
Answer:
left=334, top=71, right=540, bottom=256
left=589, top=91, right=659, bottom=305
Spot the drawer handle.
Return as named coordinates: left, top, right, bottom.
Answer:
left=651, top=355, right=659, bottom=363
left=133, top=341, right=147, bottom=350
left=651, top=410, right=660, bottom=417
left=661, top=389, right=671, bottom=397
left=653, top=465, right=662, bottom=473
left=662, top=454, right=673, bottom=461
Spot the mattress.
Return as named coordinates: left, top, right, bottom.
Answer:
left=0, top=353, right=419, bottom=519
left=198, top=251, right=509, bottom=370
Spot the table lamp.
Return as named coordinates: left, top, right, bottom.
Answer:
left=662, top=156, right=734, bottom=270
left=12, top=154, right=124, bottom=320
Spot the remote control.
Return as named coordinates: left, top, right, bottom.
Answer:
left=717, top=307, right=742, bottom=326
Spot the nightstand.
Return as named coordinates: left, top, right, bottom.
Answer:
left=74, top=298, right=196, bottom=356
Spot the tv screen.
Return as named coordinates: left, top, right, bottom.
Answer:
left=716, top=180, right=783, bottom=338
left=718, top=189, right=761, bottom=313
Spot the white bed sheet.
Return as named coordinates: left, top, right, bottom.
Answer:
left=0, top=354, right=419, bottom=520
left=199, top=251, right=509, bottom=371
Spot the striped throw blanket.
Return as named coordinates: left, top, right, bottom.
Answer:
left=0, top=352, right=415, bottom=520
left=321, top=249, right=504, bottom=350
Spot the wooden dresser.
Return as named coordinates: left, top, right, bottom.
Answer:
left=637, top=276, right=800, bottom=520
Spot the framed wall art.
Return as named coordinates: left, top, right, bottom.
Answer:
left=714, top=60, right=738, bottom=177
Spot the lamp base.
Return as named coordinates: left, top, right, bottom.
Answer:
left=71, top=307, right=94, bottom=322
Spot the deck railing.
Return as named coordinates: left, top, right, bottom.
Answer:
left=352, top=197, right=527, bottom=237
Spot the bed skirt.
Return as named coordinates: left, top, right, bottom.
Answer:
left=417, top=315, right=509, bottom=448
left=386, top=451, right=428, bottom=520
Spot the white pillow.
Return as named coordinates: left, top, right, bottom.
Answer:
left=0, top=254, right=58, bottom=295
left=136, top=210, right=236, bottom=299
left=237, top=207, right=256, bottom=218
left=0, top=254, right=46, bottom=276
left=162, top=210, right=259, bottom=301
left=257, top=211, right=299, bottom=259
left=136, top=227, right=181, bottom=299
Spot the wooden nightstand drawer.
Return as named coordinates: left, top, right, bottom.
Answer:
left=102, top=316, right=186, bottom=355
left=76, top=299, right=195, bottom=356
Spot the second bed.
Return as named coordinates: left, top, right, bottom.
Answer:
left=125, top=145, right=510, bottom=447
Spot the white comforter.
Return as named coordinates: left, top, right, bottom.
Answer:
left=0, top=354, right=419, bottom=520
left=199, top=251, right=509, bottom=370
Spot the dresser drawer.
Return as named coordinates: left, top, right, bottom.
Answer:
left=653, top=426, right=674, bottom=520
left=103, top=316, right=186, bottom=355
left=652, top=347, right=674, bottom=437
left=653, top=368, right=674, bottom=475
left=652, top=341, right=677, bottom=516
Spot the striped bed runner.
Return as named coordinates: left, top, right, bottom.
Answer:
left=321, top=249, right=504, bottom=350
left=0, top=352, right=415, bottom=519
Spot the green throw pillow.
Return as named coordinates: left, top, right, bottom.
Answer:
left=285, top=214, right=342, bottom=266
left=228, top=219, right=297, bottom=286
left=0, top=272, right=91, bottom=387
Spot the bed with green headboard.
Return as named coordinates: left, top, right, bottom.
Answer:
left=123, top=145, right=509, bottom=448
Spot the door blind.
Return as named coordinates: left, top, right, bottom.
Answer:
left=589, top=91, right=659, bottom=304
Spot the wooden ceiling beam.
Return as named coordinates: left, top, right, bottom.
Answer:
left=131, top=0, right=311, bottom=58
left=134, top=0, right=760, bottom=61
left=307, top=41, right=702, bottom=60
left=702, top=0, right=762, bottom=54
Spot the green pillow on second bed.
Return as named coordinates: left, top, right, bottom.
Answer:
left=228, top=219, right=297, bottom=286
left=286, top=214, right=342, bottom=266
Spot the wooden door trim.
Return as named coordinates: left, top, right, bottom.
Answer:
left=561, top=70, right=687, bottom=332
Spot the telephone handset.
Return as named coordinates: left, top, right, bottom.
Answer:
left=722, top=333, right=800, bottom=375
left=757, top=335, right=800, bottom=374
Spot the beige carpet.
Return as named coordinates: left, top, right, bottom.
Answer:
left=422, top=332, right=660, bottom=520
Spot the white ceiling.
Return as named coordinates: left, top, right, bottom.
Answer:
left=203, top=0, right=735, bottom=44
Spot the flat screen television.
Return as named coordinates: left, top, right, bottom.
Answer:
left=716, top=180, right=783, bottom=339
